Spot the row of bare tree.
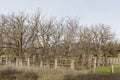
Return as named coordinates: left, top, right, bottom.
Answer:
left=0, top=11, right=120, bottom=66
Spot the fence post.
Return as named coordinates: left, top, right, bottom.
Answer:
left=5, top=56, right=8, bottom=66
left=119, top=58, right=120, bottom=64
left=43, top=65, right=46, bottom=70
left=102, top=58, right=105, bottom=66
left=16, top=57, right=18, bottom=66
left=93, top=57, right=96, bottom=73
left=97, top=58, right=100, bottom=66
left=27, top=57, right=30, bottom=67
left=55, top=58, right=58, bottom=69
left=71, top=59, right=75, bottom=70
left=111, top=64, right=114, bottom=73
left=0, top=57, right=2, bottom=63
left=117, top=58, right=119, bottom=64
left=40, top=60, right=43, bottom=69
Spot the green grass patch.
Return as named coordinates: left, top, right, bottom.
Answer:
left=95, top=66, right=111, bottom=74
left=114, top=64, right=120, bottom=72
left=58, top=61, right=70, bottom=64
left=95, top=64, right=120, bottom=74
left=0, top=78, right=8, bottom=80
left=0, top=64, right=4, bottom=68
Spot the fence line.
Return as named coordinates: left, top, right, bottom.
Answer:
left=1, top=57, right=120, bottom=70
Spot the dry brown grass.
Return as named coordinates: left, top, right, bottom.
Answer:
left=0, top=65, right=90, bottom=80
left=1, top=65, right=120, bottom=80
left=0, top=65, right=39, bottom=80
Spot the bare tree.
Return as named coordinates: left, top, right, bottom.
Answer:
left=31, top=11, right=57, bottom=67
left=51, top=19, right=64, bottom=57
left=91, top=24, right=114, bottom=57
left=0, top=17, right=4, bottom=55
left=0, top=13, right=36, bottom=66
left=0, top=10, right=118, bottom=69
left=76, top=26, right=94, bottom=68
left=63, top=18, right=79, bottom=58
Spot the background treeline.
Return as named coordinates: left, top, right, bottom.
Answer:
left=0, top=11, right=120, bottom=66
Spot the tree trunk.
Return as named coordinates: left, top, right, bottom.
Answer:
left=104, top=53, right=108, bottom=65
left=18, top=32, right=23, bottom=66
left=18, top=57, right=23, bottom=66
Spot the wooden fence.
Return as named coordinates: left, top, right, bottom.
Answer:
left=1, top=57, right=120, bottom=70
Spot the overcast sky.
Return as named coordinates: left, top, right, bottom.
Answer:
left=0, top=0, right=120, bottom=39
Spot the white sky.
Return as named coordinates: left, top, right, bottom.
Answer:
left=0, top=0, right=120, bottom=40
